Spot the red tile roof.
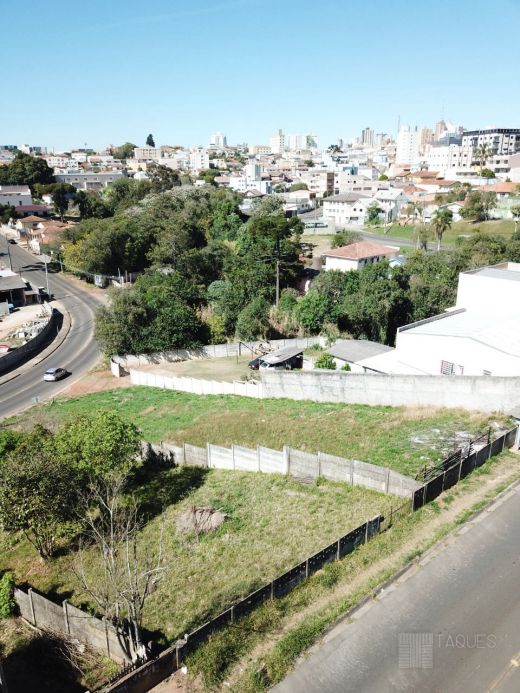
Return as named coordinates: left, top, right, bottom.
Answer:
left=323, top=241, right=399, bottom=260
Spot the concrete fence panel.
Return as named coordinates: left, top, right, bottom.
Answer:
left=318, top=452, right=353, bottom=484
left=232, top=445, right=259, bottom=472
left=258, top=446, right=285, bottom=474
left=183, top=444, right=207, bottom=467
left=288, top=448, right=319, bottom=480
left=208, top=444, right=234, bottom=470
left=352, top=459, right=388, bottom=493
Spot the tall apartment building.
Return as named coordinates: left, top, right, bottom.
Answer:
left=269, top=129, right=286, bottom=154
left=461, top=128, right=520, bottom=156
left=210, top=131, right=227, bottom=147
left=361, top=127, right=374, bottom=147
left=396, top=125, right=421, bottom=169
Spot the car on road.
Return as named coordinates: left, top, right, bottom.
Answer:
left=43, top=367, right=68, bottom=382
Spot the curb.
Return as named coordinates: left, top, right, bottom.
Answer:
left=0, top=304, right=71, bottom=387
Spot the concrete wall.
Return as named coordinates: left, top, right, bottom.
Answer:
left=129, top=369, right=265, bottom=398
left=113, top=336, right=324, bottom=368
left=148, top=440, right=419, bottom=498
left=260, top=369, right=520, bottom=413
left=0, top=305, right=59, bottom=376
left=14, top=587, right=133, bottom=663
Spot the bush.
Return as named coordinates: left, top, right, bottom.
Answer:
left=0, top=572, right=15, bottom=618
left=314, top=353, right=336, bottom=370
left=341, top=362, right=351, bottom=371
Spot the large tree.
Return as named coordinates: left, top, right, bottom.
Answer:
left=431, top=207, right=453, bottom=250
left=146, top=134, right=155, bottom=147
left=0, top=152, right=54, bottom=189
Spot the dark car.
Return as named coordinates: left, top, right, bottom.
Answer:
left=248, top=356, right=262, bottom=370
left=43, top=367, right=68, bottom=382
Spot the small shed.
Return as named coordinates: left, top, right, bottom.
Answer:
left=259, top=346, right=303, bottom=370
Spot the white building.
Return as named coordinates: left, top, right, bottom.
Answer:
left=210, top=131, right=227, bottom=147
left=0, top=185, right=32, bottom=207
left=322, top=192, right=371, bottom=226
left=358, top=263, right=520, bottom=376
left=461, top=129, right=520, bottom=157
left=251, top=145, right=272, bottom=156
left=322, top=241, right=399, bottom=272
left=396, top=125, right=421, bottom=169
left=189, top=149, right=210, bottom=170
left=269, top=129, right=286, bottom=155
left=55, top=171, right=124, bottom=190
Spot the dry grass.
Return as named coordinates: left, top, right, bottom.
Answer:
left=138, top=356, right=258, bottom=382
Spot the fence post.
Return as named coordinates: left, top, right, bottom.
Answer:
left=318, top=451, right=322, bottom=478
left=230, top=605, right=235, bottom=623
left=257, top=445, right=261, bottom=472
left=305, top=559, right=309, bottom=578
left=28, top=588, right=36, bottom=626
left=364, top=521, right=369, bottom=544
left=63, top=600, right=70, bottom=635
left=207, top=443, right=212, bottom=468
left=385, top=468, right=391, bottom=494
left=336, top=538, right=340, bottom=560
left=457, top=458, right=463, bottom=482
left=182, top=443, right=187, bottom=466
left=270, top=581, right=275, bottom=600
left=232, top=444, right=236, bottom=470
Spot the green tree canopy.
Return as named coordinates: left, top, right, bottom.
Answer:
left=0, top=152, right=55, bottom=189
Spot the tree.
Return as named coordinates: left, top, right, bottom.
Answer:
left=331, top=231, right=361, bottom=248
left=474, top=143, right=492, bottom=176
left=511, top=205, right=520, bottom=234
left=295, top=291, right=331, bottom=333
left=197, top=169, right=220, bottom=186
left=75, top=475, right=165, bottom=661
left=76, top=190, right=112, bottom=219
left=146, top=134, right=155, bottom=147
left=304, top=159, right=315, bottom=168
left=378, top=174, right=389, bottom=181
left=0, top=152, right=54, bottom=190
left=52, top=183, right=73, bottom=221
left=235, top=296, right=270, bottom=340
left=0, top=430, right=80, bottom=559
left=366, top=202, right=383, bottom=225
left=0, top=204, right=20, bottom=224
left=431, top=208, right=453, bottom=250
left=147, top=163, right=181, bottom=192
left=54, top=411, right=141, bottom=481
left=412, top=223, right=432, bottom=251
left=461, top=191, right=497, bottom=222
left=314, top=353, right=336, bottom=369
left=113, top=142, right=137, bottom=160
left=289, top=182, right=308, bottom=192
left=481, top=168, right=496, bottom=179
left=327, top=145, right=341, bottom=154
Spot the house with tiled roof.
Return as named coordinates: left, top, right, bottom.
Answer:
left=322, top=241, right=399, bottom=272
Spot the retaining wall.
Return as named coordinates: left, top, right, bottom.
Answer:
left=0, top=305, right=60, bottom=376
left=261, top=370, right=520, bottom=413
left=14, top=587, right=133, bottom=663
left=113, top=336, right=325, bottom=369
left=129, top=369, right=265, bottom=398
left=147, top=440, right=419, bottom=498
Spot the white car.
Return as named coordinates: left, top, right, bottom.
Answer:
left=43, top=367, right=68, bottom=382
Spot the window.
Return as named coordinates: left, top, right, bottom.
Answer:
left=440, top=360, right=454, bottom=375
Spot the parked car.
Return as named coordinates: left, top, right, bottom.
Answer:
left=248, top=356, right=262, bottom=370
left=43, top=367, right=68, bottom=382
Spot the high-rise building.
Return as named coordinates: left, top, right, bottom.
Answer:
left=434, top=120, right=447, bottom=142
left=375, top=133, right=388, bottom=148
left=420, top=127, right=433, bottom=154
left=361, top=127, right=374, bottom=147
left=210, top=132, right=227, bottom=147
left=269, top=129, right=285, bottom=154
left=461, top=128, right=520, bottom=156
left=396, top=125, right=421, bottom=169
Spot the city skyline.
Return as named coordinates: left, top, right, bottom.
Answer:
left=1, top=0, right=520, bottom=150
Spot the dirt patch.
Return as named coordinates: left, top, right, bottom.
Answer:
left=176, top=506, right=227, bottom=535
left=60, top=369, right=132, bottom=398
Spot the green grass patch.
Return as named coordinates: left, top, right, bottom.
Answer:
left=383, top=218, right=515, bottom=245
left=10, top=387, right=508, bottom=477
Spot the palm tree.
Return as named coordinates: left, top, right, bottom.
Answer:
left=431, top=208, right=453, bottom=251
left=511, top=205, right=520, bottom=235
left=474, top=143, right=492, bottom=176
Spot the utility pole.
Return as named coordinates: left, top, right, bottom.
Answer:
left=6, top=241, right=12, bottom=271
left=275, top=259, right=280, bottom=307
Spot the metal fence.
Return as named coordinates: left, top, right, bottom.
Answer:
left=99, top=425, right=518, bottom=692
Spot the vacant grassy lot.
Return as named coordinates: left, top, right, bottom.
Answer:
left=138, top=355, right=258, bottom=382
left=383, top=218, right=515, bottom=245
left=0, top=469, right=394, bottom=644
left=18, top=387, right=509, bottom=476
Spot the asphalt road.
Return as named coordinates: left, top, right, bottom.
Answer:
left=0, top=238, right=102, bottom=419
left=274, top=482, right=520, bottom=693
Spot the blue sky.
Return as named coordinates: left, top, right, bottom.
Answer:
left=1, top=0, right=519, bottom=151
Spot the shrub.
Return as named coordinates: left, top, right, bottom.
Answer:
left=314, top=353, right=336, bottom=369
left=341, top=362, right=351, bottom=371
left=0, top=572, right=15, bottom=618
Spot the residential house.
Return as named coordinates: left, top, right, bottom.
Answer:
left=322, top=241, right=399, bottom=272
left=326, top=340, right=393, bottom=372
left=322, top=192, right=372, bottom=227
